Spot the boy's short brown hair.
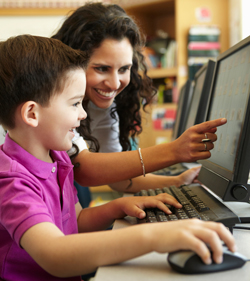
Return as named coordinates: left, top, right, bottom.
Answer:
left=0, top=35, right=89, bottom=129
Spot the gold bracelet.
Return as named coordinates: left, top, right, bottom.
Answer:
left=138, top=147, right=146, bottom=177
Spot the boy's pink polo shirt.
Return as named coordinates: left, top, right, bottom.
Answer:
left=0, top=134, right=81, bottom=281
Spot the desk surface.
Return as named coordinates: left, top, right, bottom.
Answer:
left=95, top=216, right=250, bottom=281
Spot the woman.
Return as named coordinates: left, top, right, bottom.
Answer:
left=52, top=2, right=225, bottom=194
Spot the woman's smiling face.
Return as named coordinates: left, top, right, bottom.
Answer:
left=85, top=38, right=133, bottom=109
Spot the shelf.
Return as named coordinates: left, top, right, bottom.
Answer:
left=0, top=0, right=229, bottom=89
left=0, top=8, right=75, bottom=16
left=146, top=67, right=177, bottom=79
left=117, top=0, right=174, bottom=15
left=139, top=103, right=177, bottom=148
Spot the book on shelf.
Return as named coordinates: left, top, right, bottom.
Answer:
left=188, top=25, right=220, bottom=38
left=188, top=41, right=220, bottom=50
left=188, top=49, right=220, bottom=57
left=161, top=40, right=177, bottom=68
left=188, top=25, right=220, bottom=79
left=151, top=107, right=176, bottom=131
left=143, top=39, right=177, bottom=70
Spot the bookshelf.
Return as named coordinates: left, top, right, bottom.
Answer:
left=139, top=103, right=177, bottom=148
left=0, top=0, right=229, bottom=88
left=117, top=0, right=229, bottom=89
left=116, top=0, right=229, bottom=148
left=147, top=67, right=177, bottom=79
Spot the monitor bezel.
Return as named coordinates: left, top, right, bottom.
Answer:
left=172, top=79, right=193, bottom=140
left=194, top=60, right=216, bottom=125
left=185, top=59, right=216, bottom=130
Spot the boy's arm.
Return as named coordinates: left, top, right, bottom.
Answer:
left=20, top=219, right=235, bottom=278
left=73, top=119, right=226, bottom=187
left=75, top=194, right=182, bottom=232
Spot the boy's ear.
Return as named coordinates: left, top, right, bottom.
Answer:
left=21, top=101, right=39, bottom=127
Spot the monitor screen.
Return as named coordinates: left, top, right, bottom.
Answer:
left=172, top=80, right=194, bottom=140
left=198, top=36, right=250, bottom=202
left=185, top=60, right=215, bottom=130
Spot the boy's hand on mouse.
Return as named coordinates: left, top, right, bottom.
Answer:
left=114, top=194, right=182, bottom=219
left=172, top=118, right=227, bottom=163
left=148, top=219, right=236, bottom=265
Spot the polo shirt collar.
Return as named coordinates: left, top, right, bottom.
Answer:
left=3, top=133, right=68, bottom=180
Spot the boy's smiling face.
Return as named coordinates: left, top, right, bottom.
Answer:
left=37, top=68, right=87, bottom=154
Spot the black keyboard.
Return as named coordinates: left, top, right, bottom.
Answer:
left=135, top=183, right=240, bottom=232
left=153, top=163, right=187, bottom=176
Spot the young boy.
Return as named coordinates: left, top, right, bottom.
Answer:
left=0, top=35, right=235, bottom=280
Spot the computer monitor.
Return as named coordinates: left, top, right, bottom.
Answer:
left=198, top=35, right=250, bottom=203
left=172, top=79, right=194, bottom=140
left=184, top=59, right=215, bottom=130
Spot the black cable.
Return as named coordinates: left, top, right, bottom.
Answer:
left=233, top=226, right=250, bottom=230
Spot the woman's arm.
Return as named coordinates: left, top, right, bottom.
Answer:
left=108, top=166, right=201, bottom=193
left=73, top=118, right=226, bottom=187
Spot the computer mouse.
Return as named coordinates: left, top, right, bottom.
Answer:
left=167, top=247, right=248, bottom=274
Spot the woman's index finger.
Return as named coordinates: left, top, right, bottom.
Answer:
left=195, top=118, right=227, bottom=133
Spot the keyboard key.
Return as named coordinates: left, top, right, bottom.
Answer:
left=157, top=214, right=168, bottom=222
left=147, top=217, right=158, bottom=223
left=175, top=209, right=189, bottom=219
left=146, top=210, right=156, bottom=217
left=162, top=187, right=174, bottom=196
left=167, top=214, right=178, bottom=221
left=148, top=189, right=156, bottom=196
left=200, top=214, right=210, bottom=221
left=196, top=203, right=210, bottom=212
left=155, top=188, right=163, bottom=195
left=140, top=190, right=148, bottom=196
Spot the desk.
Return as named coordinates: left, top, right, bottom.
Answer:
left=95, top=216, right=250, bottom=281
